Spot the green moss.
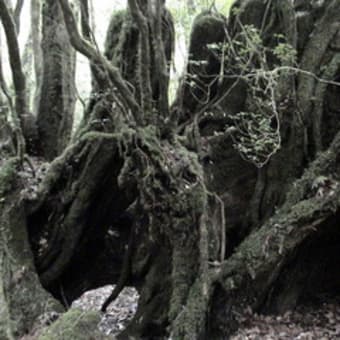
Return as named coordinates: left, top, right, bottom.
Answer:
left=104, top=8, right=137, bottom=79
left=0, top=158, right=18, bottom=197
left=284, top=133, right=340, bottom=207
left=191, top=11, right=226, bottom=40
left=110, top=125, right=211, bottom=334
left=104, top=9, right=130, bottom=63
left=170, top=276, right=211, bottom=339
left=0, top=158, right=63, bottom=339
left=38, top=309, right=105, bottom=340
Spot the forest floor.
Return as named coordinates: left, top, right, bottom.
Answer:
left=72, top=285, right=138, bottom=337
left=230, top=297, right=340, bottom=340
left=73, top=285, right=340, bottom=339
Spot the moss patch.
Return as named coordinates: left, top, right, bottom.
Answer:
left=0, top=158, right=18, bottom=197
left=38, top=309, right=106, bottom=340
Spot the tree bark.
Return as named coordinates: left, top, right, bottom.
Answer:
left=13, top=0, right=24, bottom=33
left=0, top=34, right=15, bottom=156
left=0, top=159, right=62, bottom=339
left=0, top=0, right=27, bottom=158
left=37, top=0, right=77, bottom=160
left=31, top=0, right=43, bottom=115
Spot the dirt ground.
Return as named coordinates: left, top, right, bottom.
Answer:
left=73, top=285, right=340, bottom=339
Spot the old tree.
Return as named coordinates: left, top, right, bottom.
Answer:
left=0, top=0, right=340, bottom=338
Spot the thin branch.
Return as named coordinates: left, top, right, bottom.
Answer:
left=79, top=0, right=100, bottom=53
left=79, top=0, right=91, bottom=41
left=0, top=36, right=14, bottom=114
left=101, top=223, right=135, bottom=312
left=31, top=0, right=42, bottom=114
left=13, top=0, right=24, bottom=33
left=0, top=0, right=27, bottom=116
left=58, top=0, right=143, bottom=125
left=78, top=0, right=102, bottom=94
left=0, top=0, right=27, bottom=158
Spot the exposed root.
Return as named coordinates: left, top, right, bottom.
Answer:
left=101, top=220, right=135, bottom=312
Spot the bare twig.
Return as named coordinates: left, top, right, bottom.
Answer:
left=101, top=224, right=135, bottom=312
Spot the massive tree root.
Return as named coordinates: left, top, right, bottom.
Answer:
left=23, top=126, right=216, bottom=339
left=27, top=131, right=135, bottom=300
left=21, top=127, right=340, bottom=340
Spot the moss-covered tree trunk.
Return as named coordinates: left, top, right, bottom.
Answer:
left=0, top=159, right=62, bottom=339
left=37, top=0, right=76, bottom=160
